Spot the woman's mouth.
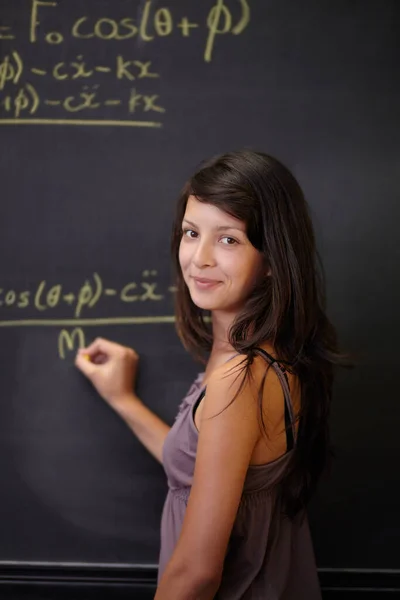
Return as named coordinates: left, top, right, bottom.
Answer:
left=192, top=277, right=221, bottom=290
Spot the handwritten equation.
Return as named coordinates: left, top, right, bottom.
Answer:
left=0, top=54, right=160, bottom=84
left=0, top=270, right=181, bottom=358
left=0, top=83, right=165, bottom=122
left=0, top=0, right=251, bottom=127
left=0, top=271, right=176, bottom=318
left=0, top=52, right=164, bottom=122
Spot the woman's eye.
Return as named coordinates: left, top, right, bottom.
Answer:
left=220, top=236, right=237, bottom=245
left=182, top=228, right=197, bottom=239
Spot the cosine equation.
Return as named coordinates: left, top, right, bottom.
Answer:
left=0, top=0, right=250, bottom=125
left=0, top=54, right=160, bottom=88
left=0, top=82, right=165, bottom=119
left=0, top=0, right=250, bottom=63
left=0, top=271, right=177, bottom=317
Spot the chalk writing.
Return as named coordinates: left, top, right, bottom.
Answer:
left=0, top=83, right=165, bottom=119
left=0, top=51, right=23, bottom=89
left=0, top=0, right=251, bottom=127
left=0, top=269, right=181, bottom=358
left=0, top=271, right=177, bottom=317
left=0, top=53, right=161, bottom=83
left=58, top=327, right=86, bottom=359
left=28, top=0, right=250, bottom=62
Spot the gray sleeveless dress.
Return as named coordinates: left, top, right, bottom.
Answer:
left=158, top=362, right=322, bottom=599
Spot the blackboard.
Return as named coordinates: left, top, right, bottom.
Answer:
left=0, top=0, right=399, bottom=580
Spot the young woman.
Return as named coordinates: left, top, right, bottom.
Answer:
left=75, top=150, right=343, bottom=599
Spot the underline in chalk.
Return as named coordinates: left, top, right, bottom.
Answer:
left=0, top=119, right=162, bottom=128
left=0, top=316, right=176, bottom=327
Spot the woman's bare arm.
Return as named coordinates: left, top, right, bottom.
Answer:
left=74, top=338, right=170, bottom=464
left=114, top=393, right=170, bottom=464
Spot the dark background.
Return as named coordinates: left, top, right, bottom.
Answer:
left=0, top=0, right=399, bottom=596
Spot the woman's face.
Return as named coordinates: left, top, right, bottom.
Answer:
left=179, top=196, right=264, bottom=315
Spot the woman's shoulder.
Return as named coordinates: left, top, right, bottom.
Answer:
left=208, top=343, right=284, bottom=384
left=207, top=343, right=300, bottom=418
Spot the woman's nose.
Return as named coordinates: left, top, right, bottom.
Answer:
left=192, top=240, right=216, bottom=268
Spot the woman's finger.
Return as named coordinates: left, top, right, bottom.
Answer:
left=77, top=337, right=107, bottom=354
left=78, top=337, right=120, bottom=358
left=75, top=352, right=98, bottom=378
left=92, top=353, right=108, bottom=365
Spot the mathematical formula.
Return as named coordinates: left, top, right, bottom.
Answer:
left=0, top=271, right=176, bottom=318
left=0, top=54, right=160, bottom=86
left=1, top=82, right=164, bottom=120
left=2, top=0, right=250, bottom=62
left=0, top=0, right=251, bottom=126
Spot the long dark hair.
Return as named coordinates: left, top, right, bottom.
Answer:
left=171, top=149, right=347, bottom=518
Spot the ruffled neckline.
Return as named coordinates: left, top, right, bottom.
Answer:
left=194, top=372, right=205, bottom=385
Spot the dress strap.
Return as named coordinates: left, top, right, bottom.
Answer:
left=193, top=350, right=297, bottom=449
left=255, top=348, right=297, bottom=449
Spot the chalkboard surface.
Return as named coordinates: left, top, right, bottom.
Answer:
left=0, top=0, right=399, bottom=575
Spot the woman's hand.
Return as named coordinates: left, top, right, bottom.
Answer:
left=75, top=337, right=139, bottom=410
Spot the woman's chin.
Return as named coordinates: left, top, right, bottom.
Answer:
left=190, top=298, right=215, bottom=311
left=187, top=290, right=214, bottom=311
left=190, top=296, right=234, bottom=313
left=187, top=285, right=235, bottom=313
